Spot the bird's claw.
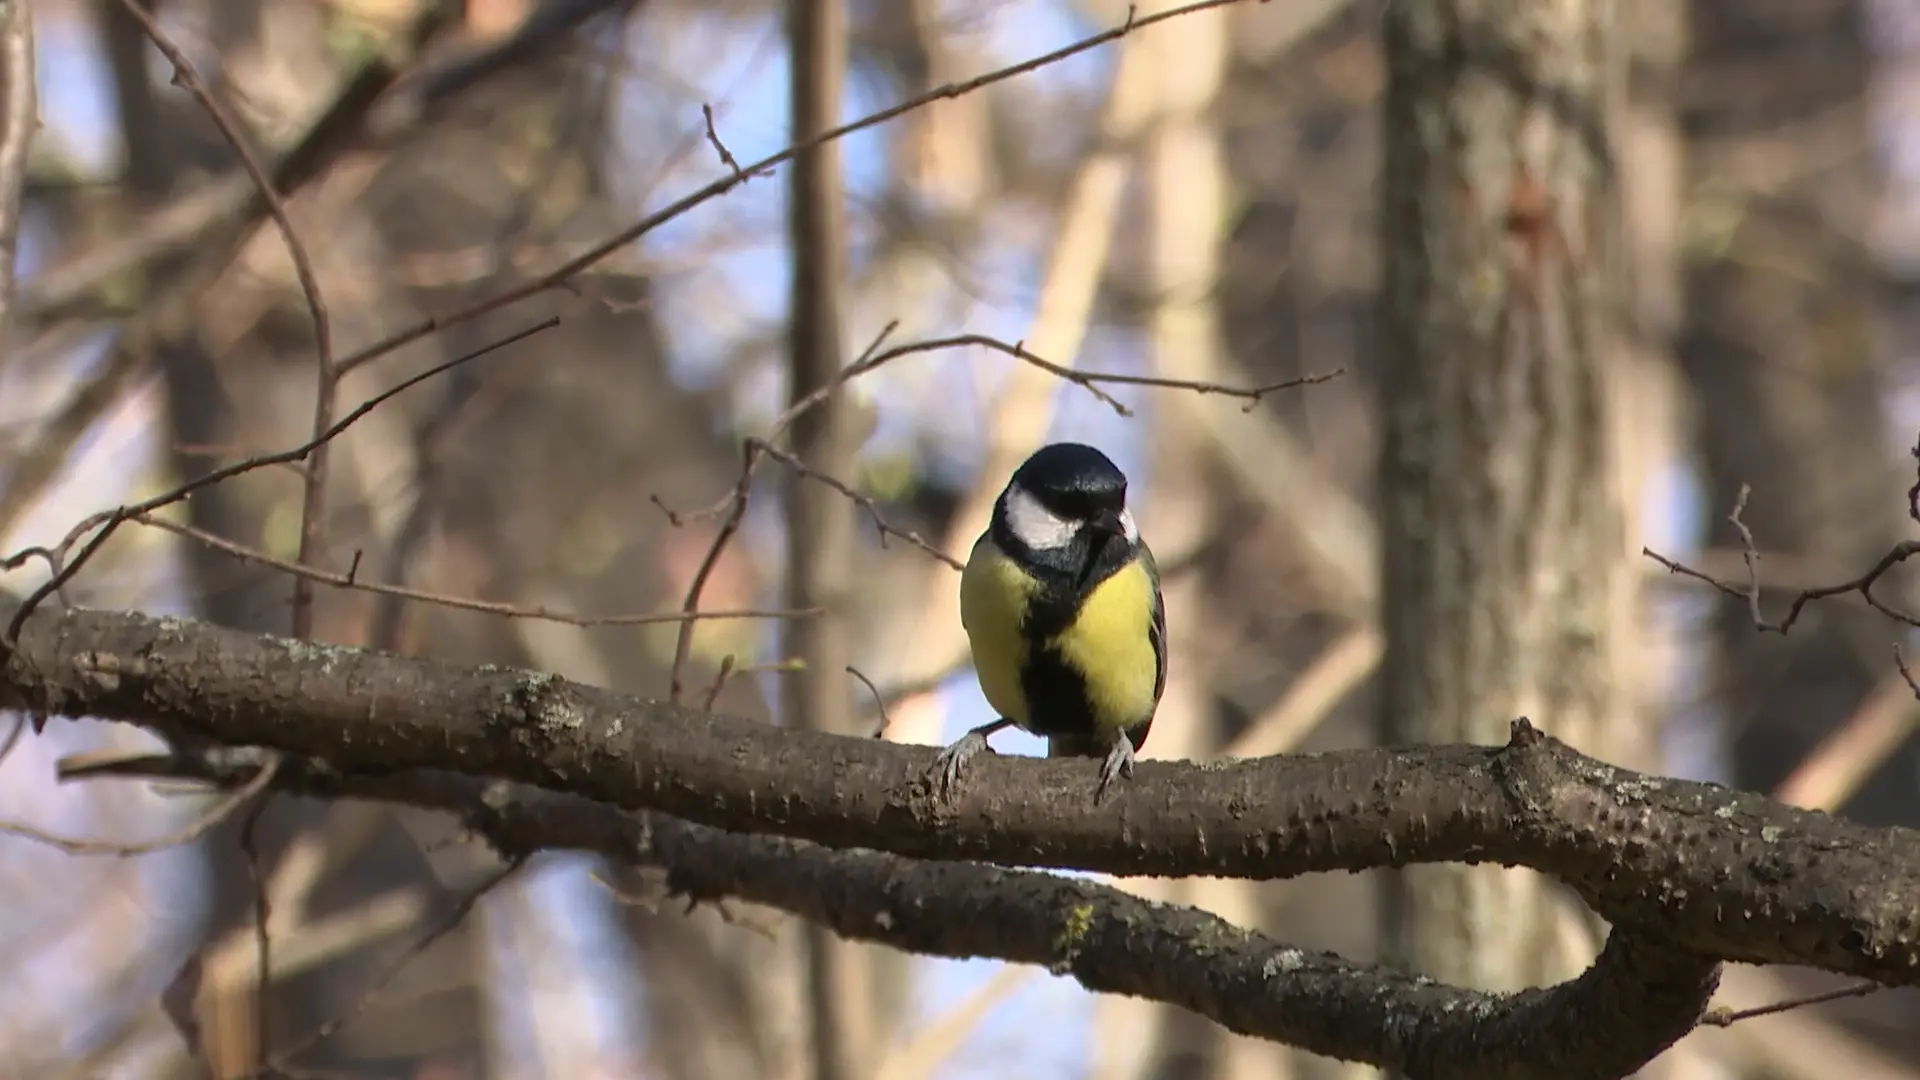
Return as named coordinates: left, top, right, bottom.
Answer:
left=929, top=730, right=992, bottom=801
left=1094, top=735, right=1137, bottom=803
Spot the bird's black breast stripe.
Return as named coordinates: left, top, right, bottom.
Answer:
left=1013, top=576, right=1163, bottom=755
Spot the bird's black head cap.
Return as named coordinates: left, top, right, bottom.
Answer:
left=1010, top=442, right=1127, bottom=517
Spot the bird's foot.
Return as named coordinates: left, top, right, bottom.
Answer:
left=1094, top=734, right=1137, bottom=803
left=929, top=729, right=994, bottom=801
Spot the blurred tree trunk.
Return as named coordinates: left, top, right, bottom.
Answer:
left=784, top=3, right=898, bottom=1079
left=1375, top=0, right=1627, bottom=998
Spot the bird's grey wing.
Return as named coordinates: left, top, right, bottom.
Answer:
left=1140, top=542, right=1168, bottom=708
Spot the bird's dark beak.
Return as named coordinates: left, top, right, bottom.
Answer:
left=1077, top=510, right=1126, bottom=588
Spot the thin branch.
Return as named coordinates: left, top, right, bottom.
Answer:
left=0, top=755, right=277, bottom=855
left=113, top=0, right=341, bottom=641
left=1643, top=485, right=1920, bottom=632
left=1700, top=981, right=1883, bottom=1027
left=0, top=2, right=455, bottom=545
left=1, top=318, right=558, bottom=644
left=134, top=513, right=819, bottom=628
left=847, top=665, right=889, bottom=738
left=754, top=439, right=960, bottom=568
left=701, top=654, right=737, bottom=712
left=328, top=0, right=1263, bottom=380
left=703, top=102, right=745, bottom=179
left=665, top=440, right=757, bottom=703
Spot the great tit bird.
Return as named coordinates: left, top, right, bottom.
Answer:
left=931, top=441, right=1167, bottom=800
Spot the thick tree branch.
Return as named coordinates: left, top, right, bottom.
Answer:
left=2, top=599, right=1917, bottom=988
left=83, top=747, right=1717, bottom=1080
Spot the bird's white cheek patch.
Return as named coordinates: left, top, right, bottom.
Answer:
left=1119, top=509, right=1139, bottom=544
left=1005, top=486, right=1076, bottom=550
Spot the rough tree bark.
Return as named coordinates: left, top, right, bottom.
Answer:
left=1376, top=0, right=1627, bottom=993
left=69, top=595, right=1920, bottom=1074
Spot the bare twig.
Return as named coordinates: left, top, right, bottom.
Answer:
left=2, top=319, right=558, bottom=643
left=753, top=439, right=960, bottom=568
left=0, top=3, right=454, bottom=546
left=701, top=654, right=737, bottom=712
left=112, top=0, right=339, bottom=640
left=108, top=46, right=330, bottom=1051
left=1649, top=449, right=1920, bottom=824
left=847, top=666, right=890, bottom=737
left=1907, top=431, right=1920, bottom=525
left=773, top=331, right=1320, bottom=440
left=702, top=102, right=746, bottom=179
left=1700, top=981, right=1884, bottom=1026
left=1897, top=643, right=1920, bottom=698
left=329, top=0, right=1261, bottom=380
left=665, top=441, right=758, bottom=703
left=134, top=514, right=819, bottom=629
left=653, top=321, right=892, bottom=701
left=0, top=754, right=277, bottom=855
left=1643, top=484, right=1920, bottom=632
left=651, top=322, right=902, bottom=528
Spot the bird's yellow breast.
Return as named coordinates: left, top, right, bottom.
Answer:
left=1053, top=558, right=1160, bottom=730
left=959, top=536, right=1160, bottom=733
left=959, top=537, right=1038, bottom=724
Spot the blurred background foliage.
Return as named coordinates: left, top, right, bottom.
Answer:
left=1, top=0, right=1920, bottom=1077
